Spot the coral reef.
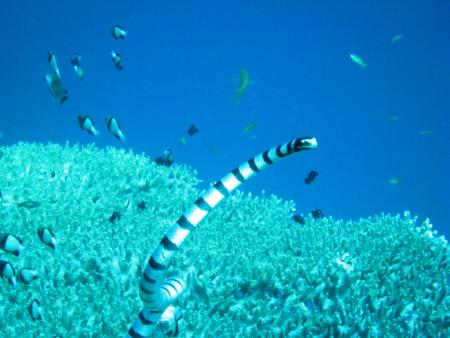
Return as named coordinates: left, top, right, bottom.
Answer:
left=0, top=143, right=448, bottom=337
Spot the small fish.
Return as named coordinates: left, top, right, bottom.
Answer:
left=385, top=115, right=399, bottom=121
left=17, top=200, right=41, bottom=208
left=109, top=211, right=121, bottom=224
left=304, top=170, right=318, bottom=185
left=19, top=268, right=39, bottom=284
left=111, top=25, right=127, bottom=39
left=187, top=124, right=199, bottom=136
left=418, top=129, right=433, bottom=136
left=71, top=53, right=82, bottom=66
left=389, top=177, right=402, bottom=185
left=37, top=227, right=57, bottom=250
left=29, top=299, right=44, bottom=321
left=243, top=121, right=257, bottom=134
left=70, top=53, right=84, bottom=80
left=137, top=201, right=147, bottom=210
left=349, top=54, right=367, bottom=68
left=154, top=149, right=174, bottom=167
left=0, top=259, right=17, bottom=288
left=311, top=209, right=324, bottom=219
left=293, top=214, right=305, bottom=225
left=0, top=233, right=25, bottom=256
left=78, top=115, right=100, bottom=136
left=111, top=50, right=123, bottom=70
left=235, top=69, right=249, bottom=104
left=105, top=116, right=126, bottom=141
left=391, top=34, right=404, bottom=43
left=45, top=74, right=69, bottom=104
left=180, top=137, right=187, bottom=145
left=48, top=50, right=60, bottom=78
left=73, top=65, right=84, bottom=80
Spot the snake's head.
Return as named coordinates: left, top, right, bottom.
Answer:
left=295, top=137, right=318, bottom=150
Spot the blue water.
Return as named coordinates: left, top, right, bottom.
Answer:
left=1, top=1, right=449, bottom=238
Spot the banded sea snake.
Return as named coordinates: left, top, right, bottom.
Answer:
left=126, top=136, right=318, bottom=337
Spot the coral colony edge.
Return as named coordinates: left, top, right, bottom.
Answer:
left=0, top=139, right=449, bottom=337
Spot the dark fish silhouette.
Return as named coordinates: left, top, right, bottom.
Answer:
left=311, top=209, right=324, bottom=219
left=109, top=211, right=121, bottom=223
left=304, top=170, right=318, bottom=185
left=137, top=201, right=147, bottom=210
left=155, top=149, right=174, bottom=167
left=293, top=214, right=305, bottom=225
left=187, top=124, right=199, bottom=136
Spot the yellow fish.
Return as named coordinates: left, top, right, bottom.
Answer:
left=389, top=177, right=402, bottom=185
left=349, top=54, right=367, bottom=68
left=235, top=69, right=249, bottom=104
left=418, top=129, right=433, bottom=136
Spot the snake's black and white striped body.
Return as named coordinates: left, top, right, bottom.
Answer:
left=127, top=137, right=318, bottom=338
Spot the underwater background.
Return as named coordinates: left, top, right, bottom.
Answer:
left=1, top=1, right=450, bottom=337
left=1, top=1, right=449, bottom=238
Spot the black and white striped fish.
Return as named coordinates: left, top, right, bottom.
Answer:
left=19, top=268, right=39, bottom=284
left=29, top=298, right=44, bottom=321
left=0, top=233, right=25, bottom=256
left=48, top=50, right=60, bottom=78
left=71, top=53, right=84, bottom=80
left=45, top=74, right=69, bottom=104
left=105, top=116, right=126, bottom=141
left=0, top=259, right=17, bottom=288
left=37, top=227, right=57, bottom=250
left=78, top=115, right=100, bottom=137
left=126, top=136, right=318, bottom=338
left=111, top=51, right=123, bottom=70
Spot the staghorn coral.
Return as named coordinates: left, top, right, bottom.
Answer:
left=0, top=142, right=449, bottom=337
